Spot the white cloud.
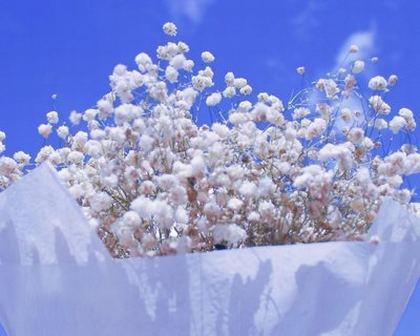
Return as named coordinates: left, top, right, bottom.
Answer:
left=334, top=30, right=376, bottom=69
left=165, top=0, right=215, bottom=24
left=291, top=2, right=322, bottom=38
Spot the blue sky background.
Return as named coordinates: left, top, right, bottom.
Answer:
left=0, top=0, right=419, bottom=334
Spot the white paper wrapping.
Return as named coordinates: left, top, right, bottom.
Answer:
left=0, top=164, right=419, bottom=336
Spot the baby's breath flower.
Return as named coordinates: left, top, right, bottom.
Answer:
left=371, top=56, right=379, bottom=64
left=165, top=65, right=179, bottom=83
left=352, top=60, right=365, bottom=74
left=316, top=78, right=339, bottom=98
left=233, top=77, right=247, bottom=89
left=349, top=44, right=359, bottom=53
left=162, top=22, right=177, bottom=36
left=201, top=51, right=215, bottom=63
left=67, top=151, right=84, bottom=164
left=224, top=72, right=235, bottom=85
left=57, top=126, right=69, bottom=139
left=369, top=95, right=391, bottom=114
left=388, top=74, right=398, bottom=86
left=69, top=111, right=82, bottom=125
left=183, top=59, right=194, bottom=72
left=46, top=111, right=59, bottom=124
left=368, top=76, right=388, bottom=90
left=293, top=107, right=310, bottom=120
left=2, top=22, right=416, bottom=258
left=205, top=92, right=222, bottom=106
left=296, top=66, right=305, bottom=75
left=135, top=52, right=152, bottom=73
left=372, top=118, right=388, bottom=130
left=240, top=85, right=252, bottom=96
left=223, top=86, right=236, bottom=98
left=347, top=127, right=364, bottom=145
left=170, top=54, right=186, bottom=69
left=38, top=124, right=53, bottom=139
left=389, top=116, right=407, bottom=134
left=399, top=108, right=413, bottom=120
left=13, top=151, right=31, bottom=165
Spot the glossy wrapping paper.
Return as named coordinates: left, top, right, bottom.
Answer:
left=0, top=164, right=419, bottom=336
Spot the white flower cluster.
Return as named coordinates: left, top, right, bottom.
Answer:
left=162, top=22, right=177, bottom=37
left=0, top=25, right=418, bottom=258
left=0, top=129, right=28, bottom=189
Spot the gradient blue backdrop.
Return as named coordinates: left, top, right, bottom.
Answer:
left=0, top=0, right=419, bottom=334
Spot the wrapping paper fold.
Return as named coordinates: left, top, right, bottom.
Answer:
left=0, top=164, right=419, bottom=336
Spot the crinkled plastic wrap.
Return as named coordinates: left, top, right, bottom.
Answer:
left=0, top=164, right=419, bottom=336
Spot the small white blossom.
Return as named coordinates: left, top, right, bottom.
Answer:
left=134, top=52, right=153, bottom=73
left=13, top=151, right=31, bottom=165
left=69, top=111, right=82, bottom=125
left=213, top=223, right=246, bottom=245
left=389, top=116, right=407, bottom=134
left=349, top=44, right=359, bottom=53
left=352, top=60, right=365, bottom=74
left=224, top=72, right=235, bottom=85
left=223, top=86, right=236, bottom=98
left=201, top=51, right=215, bottom=63
left=0, top=157, right=17, bottom=176
left=296, top=66, right=305, bottom=75
left=177, top=41, right=190, bottom=53
left=368, top=76, right=388, bottom=90
left=83, top=108, right=98, bottom=122
left=38, top=124, right=53, bottom=139
left=97, top=99, right=114, bottom=119
left=369, top=95, right=391, bottom=114
left=35, top=145, right=55, bottom=164
left=399, top=108, right=413, bottom=120
left=121, top=211, right=142, bottom=229
left=233, top=78, right=247, bottom=89
left=227, top=198, right=243, bottom=211
left=67, top=151, right=84, bottom=164
left=240, top=85, right=252, bottom=96
left=46, top=111, right=59, bottom=124
left=206, top=92, right=222, bottom=106
left=165, top=65, right=179, bottom=83
left=162, top=22, right=177, bottom=36
left=347, top=127, right=364, bottom=145
left=371, top=56, right=379, bottom=63
left=305, top=118, right=326, bottom=140
left=293, top=107, right=310, bottom=120
left=211, top=123, right=230, bottom=138
left=373, top=118, right=388, bottom=130
left=190, top=155, right=206, bottom=177
left=388, top=74, right=398, bottom=86
left=57, top=126, right=69, bottom=139
left=183, top=59, right=194, bottom=72
left=316, top=78, right=339, bottom=98
left=258, top=200, right=275, bottom=221
left=170, top=54, right=186, bottom=69
left=239, top=181, right=257, bottom=199
left=90, top=192, right=113, bottom=213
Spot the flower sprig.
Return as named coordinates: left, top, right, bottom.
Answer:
left=0, top=22, right=418, bottom=257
